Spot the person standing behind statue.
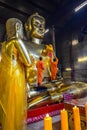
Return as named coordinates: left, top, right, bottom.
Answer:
left=50, top=56, right=59, bottom=80
left=36, top=56, right=45, bottom=86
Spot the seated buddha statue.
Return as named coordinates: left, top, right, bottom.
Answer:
left=24, top=12, right=54, bottom=85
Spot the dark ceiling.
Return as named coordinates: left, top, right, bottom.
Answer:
left=0, top=0, right=87, bottom=27
left=0, top=0, right=87, bottom=41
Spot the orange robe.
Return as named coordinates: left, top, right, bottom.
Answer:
left=50, top=58, right=58, bottom=80
left=36, top=60, right=44, bottom=85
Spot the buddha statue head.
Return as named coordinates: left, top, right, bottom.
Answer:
left=25, top=12, right=45, bottom=44
left=6, top=18, right=23, bottom=40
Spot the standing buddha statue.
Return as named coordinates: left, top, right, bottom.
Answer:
left=0, top=18, right=30, bottom=130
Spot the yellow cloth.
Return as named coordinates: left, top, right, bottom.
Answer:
left=0, top=41, right=27, bottom=130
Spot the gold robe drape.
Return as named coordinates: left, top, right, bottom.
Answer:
left=0, top=39, right=29, bottom=130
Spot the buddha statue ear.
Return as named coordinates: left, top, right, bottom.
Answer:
left=25, top=21, right=32, bottom=32
left=15, top=22, right=18, bottom=38
left=15, top=22, right=21, bottom=38
left=15, top=22, right=21, bottom=32
left=25, top=20, right=32, bottom=39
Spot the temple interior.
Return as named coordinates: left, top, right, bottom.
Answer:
left=0, top=0, right=87, bottom=130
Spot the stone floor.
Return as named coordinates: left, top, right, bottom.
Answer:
left=27, top=115, right=61, bottom=130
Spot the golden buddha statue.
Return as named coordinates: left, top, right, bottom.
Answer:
left=25, top=12, right=54, bottom=85
left=0, top=18, right=30, bottom=130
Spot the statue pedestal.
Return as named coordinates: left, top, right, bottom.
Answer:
left=27, top=103, right=64, bottom=124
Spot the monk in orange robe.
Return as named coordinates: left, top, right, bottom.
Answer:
left=50, top=57, right=58, bottom=80
left=36, top=57, right=45, bottom=86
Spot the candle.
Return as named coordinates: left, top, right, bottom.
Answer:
left=73, top=106, right=81, bottom=130
left=85, top=102, right=87, bottom=129
left=44, top=114, right=52, bottom=130
left=61, top=109, right=69, bottom=130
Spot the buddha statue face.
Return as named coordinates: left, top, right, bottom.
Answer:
left=6, top=18, right=23, bottom=40
left=25, top=13, right=45, bottom=40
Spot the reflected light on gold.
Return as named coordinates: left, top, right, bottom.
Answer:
left=0, top=54, right=1, bottom=61
left=16, top=70, right=20, bottom=76
left=78, top=56, right=87, bottom=62
left=72, top=39, right=78, bottom=46
left=65, top=68, right=71, bottom=71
